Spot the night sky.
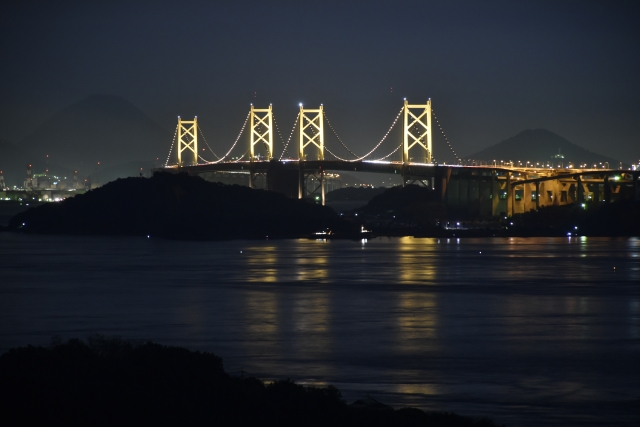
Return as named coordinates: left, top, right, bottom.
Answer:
left=2, top=0, right=639, bottom=163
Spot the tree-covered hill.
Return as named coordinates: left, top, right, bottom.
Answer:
left=8, top=172, right=349, bottom=239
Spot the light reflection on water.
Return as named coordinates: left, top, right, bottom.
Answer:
left=1, top=234, right=639, bottom=427
left=246, top=245, right=279, bottom=283
left=395, top=291, right=438, bottom=357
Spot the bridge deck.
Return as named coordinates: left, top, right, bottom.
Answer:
left=156, top=161, right=639, bottom=217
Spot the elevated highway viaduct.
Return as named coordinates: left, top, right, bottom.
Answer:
left=158, top=161, right=640, bottom=218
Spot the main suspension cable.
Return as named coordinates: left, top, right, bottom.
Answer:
left=164, top=123, right=179, bottom=166
left=204, top=112, right=250, bottom=164
left=324, top=146, right=351, bottom=162
left=233, top=149, right=250, bottom=162
left=323, top=112, right=359, bottom=158
left=198, top=123, right=221, bottom=160
left=376, top=143, right=403, bottom=161
left=272, top=112, right=286, bottom=159
left=278, top=111, right=300, bottom=160
left=359, top=106, right=404, bottom=161
left=432, top=109, right=461, bottom=163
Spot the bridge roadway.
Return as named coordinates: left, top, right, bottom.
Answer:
left=170, top=159, right=407, bottom=175
left=158, top=160, right=640, bottom=217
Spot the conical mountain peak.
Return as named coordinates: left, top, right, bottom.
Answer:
left=466, top=129, right=620, bottom=167
left=17, top=95, right=171, bottom=171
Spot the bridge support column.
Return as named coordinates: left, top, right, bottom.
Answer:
left=478, top=178, right=491, bottom=217
left=321, top=169, right=325, bottom=206
left=298, top=162, right=304, bottom=199
left=250, top=170, right=258, bottom=189
left=506, top=173, right=513, bottom=217
left=491, top=174, right=499, bottom=216
left=634, top=172, right=640, bottom=201
left=593, top=183, right=601, bottom=202
left=435, top=166, right=450, bottom=203
left=576, top=176, right=585, bottom=203
left=535, top=182, right=540, bottom=210
left=297, top=166, right=326, bottom=205
left=248, top=164, right=268, bottom=190
left=604, top=174, right=611, bottom=203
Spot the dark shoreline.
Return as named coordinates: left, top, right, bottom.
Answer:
left=0, top=337, right=504, bottom=427
left=2, top=173, right=639, bottom=239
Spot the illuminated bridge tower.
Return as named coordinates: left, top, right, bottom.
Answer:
left=250, top=104, right=273, bottom=160
left=298, top=105, right=326, bottom=205
left=0, top=170, right=5, bottom=190
left=177, top=116, right=198, bottom=166
left=249, top=105, right=273, bottom=188
left=402, top=99, right=433, bottom=186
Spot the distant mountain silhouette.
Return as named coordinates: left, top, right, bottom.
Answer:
left=16, top=94, right=171, bottom=173
left=466, top=129, right=621, bottom=167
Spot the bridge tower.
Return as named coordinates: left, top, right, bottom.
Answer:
left=298, top=105, right=326, bottom=205
left=403, top=99, right=432, bottom=164
left=249, top=105, right=273, bottom=189
left=299, top=105, right=324, bottom=161
left=0, top=170, right=5, bottom=190
left=177, top=116, right=198, bottom=166
left=250, top=104, right=273, bottom=160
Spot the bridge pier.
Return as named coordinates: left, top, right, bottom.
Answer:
left=249, top=170, right=267, bottom=189
left=266, top=161, right=298, bottom=198
left=165, top=159, right=634, bottom=219
left=297, top=162, right=326, bottom=205
left=576, top=176, right=584, bottom=203
left=604, top=175, right=611, bottom=203
left=298, top=162, right=303, bottom=199
left=443, top=168, right=497, bottom=218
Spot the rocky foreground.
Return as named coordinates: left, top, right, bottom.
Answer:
left=0, top=337, right=503, bottom=427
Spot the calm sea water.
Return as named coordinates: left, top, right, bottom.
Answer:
left=1, top=234, right=638, bottom=426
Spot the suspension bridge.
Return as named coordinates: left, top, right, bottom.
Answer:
left=156, top=99, right=640, bottom=217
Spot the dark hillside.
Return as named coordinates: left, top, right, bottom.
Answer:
left=355, top=185, right=446, bottom=232
left=510, top=200, right=640, bottom=236
left=359, top=185, right=442, bottom=215
left=8, top=172, right=347, bottom=239
left=87, top=159, right=159, bottom=185
left=326, top=187, right=388, bottom=202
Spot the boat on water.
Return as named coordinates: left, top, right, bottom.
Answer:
left=309, top=225, right=373, bottom=240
